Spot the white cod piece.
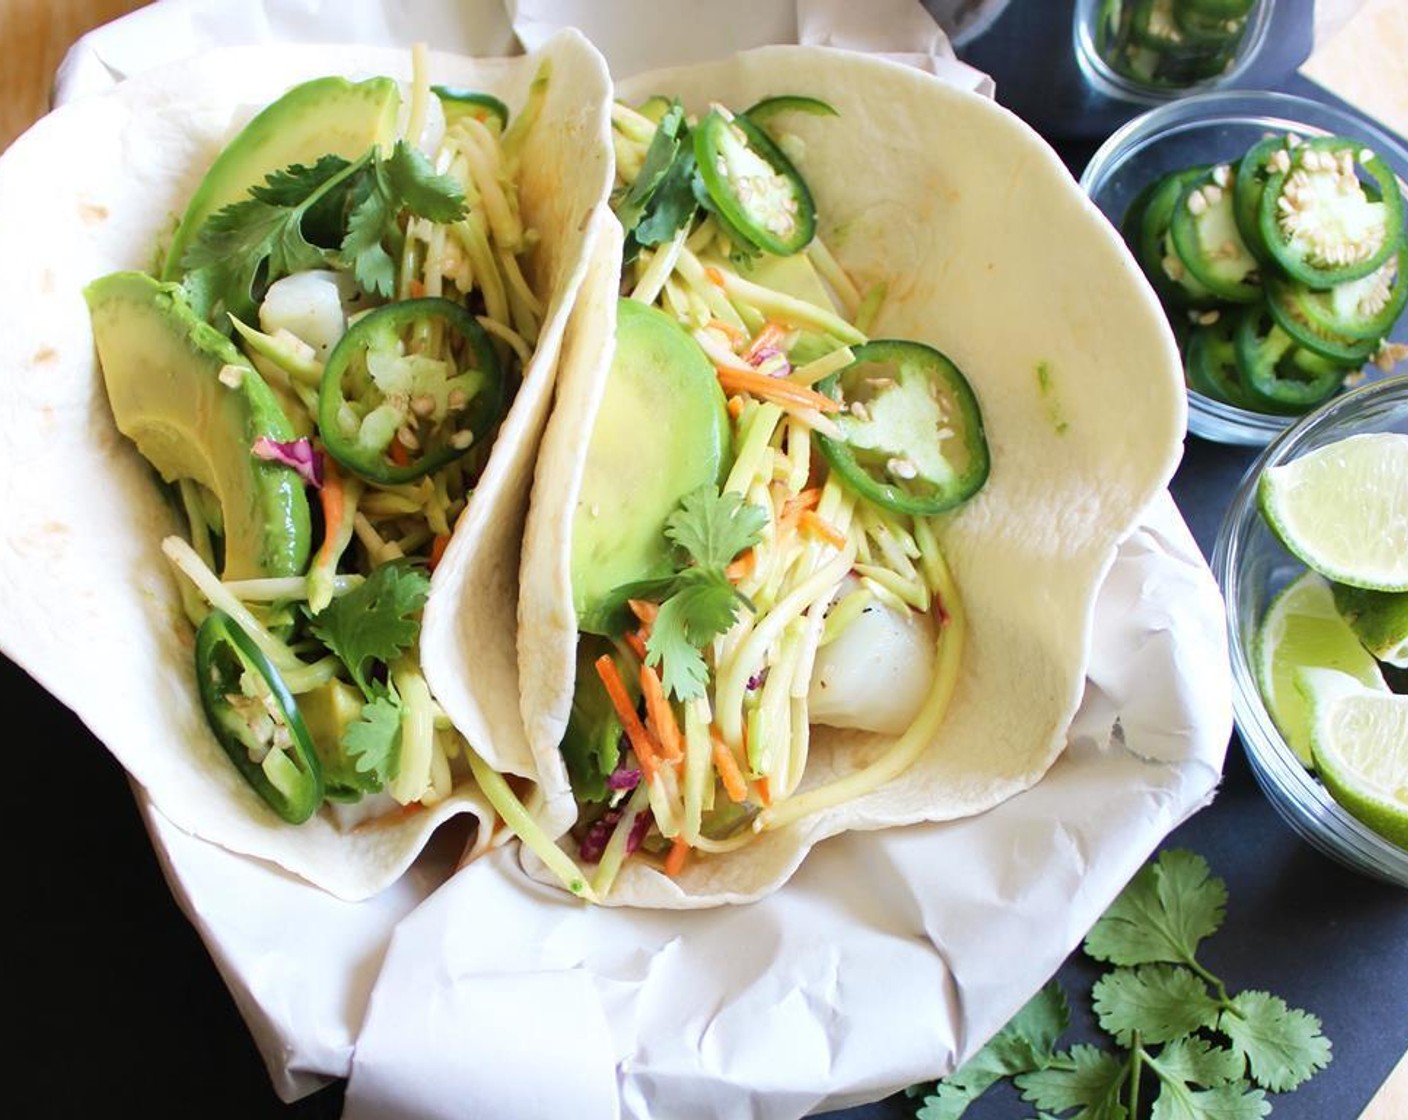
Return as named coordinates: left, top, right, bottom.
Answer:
left=258, top=269, right=361, bottom=360
left=807, top=588, right=937, bottom=735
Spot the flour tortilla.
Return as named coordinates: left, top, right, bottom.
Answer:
left=516, top=45, right=1186, bottom=907
left=0, top=33, right=614, bottom=902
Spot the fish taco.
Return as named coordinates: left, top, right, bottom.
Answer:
left=0, top=32, right=614, bottom=901
left=498, top=45, right=1186, bottom=906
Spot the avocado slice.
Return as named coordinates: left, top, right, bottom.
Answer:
left=85, top=271, right=312, bottom=580
left=571, top=299, right=731, bottom=634
left=161, top=75, right=401, bottom=280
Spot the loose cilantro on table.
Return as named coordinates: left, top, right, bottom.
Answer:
left=181, top=140, right=466, bottom=326
left=909, top=849, right=1332, bottom=1119
left=633, top=485, right=766, bottom=702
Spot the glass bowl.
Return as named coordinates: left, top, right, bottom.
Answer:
left=1072, top=0, right=1276, bottom=106
left=1212, top=374, right=1408, bottom=887
left=1081, top=90, right=1408, bottom=447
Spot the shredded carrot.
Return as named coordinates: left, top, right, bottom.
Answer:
left=755, top=774, right=773, bottom=807
left=316, top=459, right=346, bottom=567
left=594, top=654, right=660, bottom=779
left=710, top=729, right=750, bottom=804
left=799, top=509, right=848, bottom=549
left=624, top=629, right=648, bottom=662
left=627, top=598, right=660, bottom=627
left=664, top=836, right=691, bottom=877
left=743, top=320, right=789, bottom=363
left=407, top=279, right=426, bottom=298
left=428, top=532, right=452, bottom=571
left=716, top=367, right=841, bottom=413
left=781, top=488, right=821, bottom=519
left=640, top=663, right=683, bottom=762
left=704, top=266, right=726, bottom=287
left=708, top=317, right=747, bottom=345
left=388, top=436, right=413, bottom=467
left=725, top=547, right=755, bottom=583
left=727, top=394, right=745, bottom=421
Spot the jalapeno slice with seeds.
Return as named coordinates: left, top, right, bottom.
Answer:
left=1169, top=164, right=1261, bottom=302
left=693, top=109, right=816, bottom=257
left=1271, top=246, right=1408, bottom=342
left=318, top=297, right=504, bottom=485
left=1184, top=313, right=1252, bottom=408
left=1233, top=305, right=1346, bottom=414
left=195, top=609, right=323, bottom=824
left=816, top=339, right=989, bottom=517
left=431, top=87, right=510, bottom=131
left=1256, top=135, right=1405, bottom=288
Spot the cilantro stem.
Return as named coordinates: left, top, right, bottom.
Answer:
left=1128, top=1031, right=1145, bottom=1118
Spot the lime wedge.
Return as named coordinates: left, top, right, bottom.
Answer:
left=1331, top=582, right=1408, bottom=669
left=1254, top=570, right=1388, bottom=766
left=1256, top=432, right=1408, bottom=592
left=1299, top=667, right=1408, bottom=849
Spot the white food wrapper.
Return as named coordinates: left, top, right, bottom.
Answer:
left=54, top=1, right=1231, bottom=1115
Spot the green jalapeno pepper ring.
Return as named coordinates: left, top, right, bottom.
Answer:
left=318, top=297, right=503, bottom=485
left=195, top=609, right=324, bottom=824
left=693, top=109, right=816, bottom=257
left=816, top=339, right=989, bottom=517
left=1233, top=305, right=1345, bottom=414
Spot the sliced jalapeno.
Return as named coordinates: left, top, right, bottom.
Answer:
left=816, top=339, right=989, bottom=517
left=318, top=297, right=503, bottom=485
left=1137, top=166, right=1219, bottom=308
left=431, top=87, right=510, bottom=130
left=741, top=95, right=839, bottom=126
left=1169, top=164, right=1261, bottom=302
left=693, top=109, right=816, bottom=257
left=1257, top=135, right=1405, bottom=288
left=1232, top=135, right=1286, bottom=262
left=1233, top=305, right=1345, bottom=414
left=1184, top=313, right=1252, bottom=407
left=1264, top=275, right=1383, bottom=365
left=1271, top=246, right=1407, bottom=342
left=195, top=610, right=323, bottom=824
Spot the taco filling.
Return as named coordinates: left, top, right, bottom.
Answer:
left=87, top=53, right=554, bottom=830
left=492, top=94, right=991, bottom=901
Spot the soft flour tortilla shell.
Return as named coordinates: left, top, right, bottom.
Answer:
left=0, top=34, right=613, bottom=902
left=516, top=46, right=1185, bottom=907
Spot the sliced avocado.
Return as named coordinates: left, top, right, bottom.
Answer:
left=85, top=271, right=312, bottom=580
left=161, top=75, right=402, bottom=280
left=571, top=299, right=730, bottom=634
left=298, top=678, right=380, bottom=800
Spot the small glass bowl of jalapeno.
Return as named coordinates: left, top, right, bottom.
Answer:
left=1081, top=89, right=1408, bottom=446
left=1072, top=0, right=1276, bottom=105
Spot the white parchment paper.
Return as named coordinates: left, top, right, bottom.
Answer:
left=51, top=1, right=1232, bottom=1115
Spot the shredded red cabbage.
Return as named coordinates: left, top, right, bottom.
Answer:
left=251, top=436, right=323, bottom=488
left=606, top=765, right=642, bottom=791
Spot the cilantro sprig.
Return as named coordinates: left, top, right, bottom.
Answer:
left=307, top=560, right=432, bottom=788
left=910, top=849, right=1332, bottom=1119
left=623, top=485, right=765, bottom=702
left=181, top=141, right=466, bottom=327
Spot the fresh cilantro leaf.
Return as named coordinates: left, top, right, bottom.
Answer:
left=1084, top=849, right=1227, bottom=969
left=1146, top=1037, right=1244, bottom=1090
left=343, top=684, right=402, bottom=785
left=1148, top=1080, right=1269, bottom=1120
left=1218, top=991, right=1332, bottom=1093
left=1093, top=964, right=1221, bottom=1046
left=308, top=560, right=431, bottom=698
left=340, top=141, right=467, bottom=298
left=615, top=101, right=686, bottom=235
left=632, top=146, right=700, bottom=250
left=1015, top=1043, right=1130, bottom=1119
left=181, top=154, right=364, bottom=325
left=912, top=1083, right=986, bottom=1120
left=953, top=982, right=1069, bottom=1095
left=380, top=140, right=469, bottom=223
left=666, top=485, right=768, bottom=571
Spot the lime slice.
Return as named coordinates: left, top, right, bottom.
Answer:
left=1254, top=570, right=1388, bottom=766
left=1256, top=431, right=1408, bottom=592
left=1331, top=582, right=1408, bottom=669
left=1299, top=667, right=1408, bottom=849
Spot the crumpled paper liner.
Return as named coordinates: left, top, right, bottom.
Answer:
left=46, top=0, right=1230, bottom=1114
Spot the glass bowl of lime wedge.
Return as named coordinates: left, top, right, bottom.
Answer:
left=1081, top=90, right=1408, bottom=447
left=1214, top=374, right=1408, bottom=885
